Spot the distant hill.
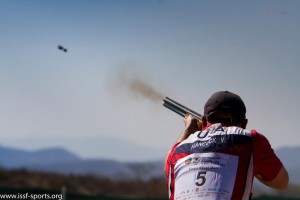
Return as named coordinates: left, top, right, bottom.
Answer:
left=3, top=136, right=167, bottom=161
left=0, top=145, right=164, bottom=180
left=275, top=147, right=300, bottom=184
left=0, top=145, right=80, bottom=168
left=275, top=147, right=300, bottom=169
left=0, top=144, right=299, bottom=184
left=27, top=159, right=164, bottom=180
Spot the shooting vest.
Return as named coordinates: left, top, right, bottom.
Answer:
left=168, top=123, right=254, bottom=200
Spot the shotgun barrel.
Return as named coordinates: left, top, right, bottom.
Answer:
left=163, top=97, right=203, bottom=120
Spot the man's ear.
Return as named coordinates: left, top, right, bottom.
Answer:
left=241, top=118, right=248, bottom=129
left=201, top=116, right=207, bottom=130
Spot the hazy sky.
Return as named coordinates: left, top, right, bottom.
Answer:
left=1, top=0, right=300, bottom=161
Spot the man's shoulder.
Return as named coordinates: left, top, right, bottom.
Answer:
left=249, top=130, right=271, bottom=146
left=249, top=129, right=267, bottom=140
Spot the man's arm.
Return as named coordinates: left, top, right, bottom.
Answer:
left=164, top=114, right=201, bottom=176
left=177, top=114, right=201, bottom=142
left=253, top=131, right=289, bottom=190
left=255, top=166, right=289, bottom=189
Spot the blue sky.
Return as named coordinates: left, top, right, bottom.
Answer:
left=1, top=0, right=300, bottom=161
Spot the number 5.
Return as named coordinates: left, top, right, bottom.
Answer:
left=195, top=171, right=207, bottom=186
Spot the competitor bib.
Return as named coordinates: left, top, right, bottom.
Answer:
left=174, top=152, right=239, bottom=200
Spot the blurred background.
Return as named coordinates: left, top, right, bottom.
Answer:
left=1, top=0, right=300, bottom=199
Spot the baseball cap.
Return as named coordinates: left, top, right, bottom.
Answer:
left=204, top=91, right=246, bottom=120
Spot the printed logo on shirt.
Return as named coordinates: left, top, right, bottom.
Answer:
left=174, top=152, right=239, bottom=200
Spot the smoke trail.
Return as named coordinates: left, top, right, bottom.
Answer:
left=107, top=65, right=164, bottom=103
left=126, top=76, right=164, bottom=102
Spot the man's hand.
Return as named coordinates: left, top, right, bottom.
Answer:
left=184, top=114, right=202, bottom=132
left=177, top=114, right=202, bottom=142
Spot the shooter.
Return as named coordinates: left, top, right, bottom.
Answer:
left=163, top=91, right=289, bottom=200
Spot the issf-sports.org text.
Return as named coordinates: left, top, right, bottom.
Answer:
left=0, top=192, right=62, bottom=200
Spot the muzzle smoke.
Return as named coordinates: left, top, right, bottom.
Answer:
left=107, top=66, right=164, bottom=103
left=126, top=76, right=164, bottom=102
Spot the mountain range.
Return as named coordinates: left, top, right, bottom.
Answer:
left=0, top=144, right=299, bottom=184
left=0, top=145, right=164, bottom=181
